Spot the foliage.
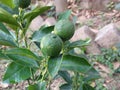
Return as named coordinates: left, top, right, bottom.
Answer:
left=90, top=47, right=120, bottom=70
left=89, top=44, right=120, bottom=89
left=0, top=1, right=100, bottom=90
left=95, top=79, right=107, bottom=90
left=115, top=2, right=120, bottom=11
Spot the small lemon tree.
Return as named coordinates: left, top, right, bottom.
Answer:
left=0, top=0, right=100, bottom=89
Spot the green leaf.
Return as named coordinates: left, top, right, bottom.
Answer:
left=0, top=30, right=17, bottom=47
left=3, top=62, right=33, bottom=83
left=24, top=6, right=51, bottom=20
left=7, top=23, right=18, bottom=31
left=31, top=26, right=54, bottom=42
left=0, top=3, right=15, bottom=14
left=60, top=84, right=72, bottom=90
left=60, top=55, right=92, bottom=73
left=0, top=22, right=11, bottom=34
left=48, top=56, right=62, bottom=78
left=0, top=50, right=8, bottom=59
left=26, top=81, right=46, bottom=90
left=68, top=39, right=91, bottom=49
left=0, top=0, right=15, bottom=8
left=60, top=54, right=100, bottom=80
left=31, top=25, right=54, bottom=48
left=22, top=6, right=51, bottom=36
left=58, top=71, right=72, bottom=84
left=4, top=48, right=39, bottom=68
left=114, top=66, right=120, bottom=73
left=0, top=7, right=19, bottom=26
left=83, top=68, right=100, bottom=82
left=79, top=83, right=95, bottom=90
left=24, top=6, right=51, bottom=26
left=58, top=10, right=71, bottom=20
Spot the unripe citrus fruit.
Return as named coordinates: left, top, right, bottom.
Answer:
left=40, top=34, right=63, bottom=57
left=14, top=0, right=31, bottom=8
left=54, top=19, right=75, bottom=41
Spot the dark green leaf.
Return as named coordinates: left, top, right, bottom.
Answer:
left=0, top=30, right=17, bottom=47
left=79, top=83, right=95, bottom=90
left=0, top=8, right=19, bottom=27
left=60, top=84, right=72, bottom=90
left=83, top=68, right=100, bottom=82
left=114, top=66, right=120, bottom=73
left=48, top=56, right=62, bottom=78
left=0, top=0, right=15, bottom=8
left=68, top=39, right=91, bottom=49
left=22, top=6, right=51, bottom=35
left=58, top=71, right=72, bottom=84
left=31, top=25, right=54, bottom=48
left=0, top=50, right=8, bottom=59
left=31, top=25, right=54, bottom=42
left=0, top=22, right=11, bottom=35
left=26, top=81, right=46, bottom=90
left=3, top=62, right=32, bottom=83
left=58, top=10, right=71, bottom=20
left=60, top=55, right=92, bottom=73
left=24, top=6, right=51, bottom=19
left=24, top=6, right=51, bottom=26
left=5, top=48, right=39, bottom=68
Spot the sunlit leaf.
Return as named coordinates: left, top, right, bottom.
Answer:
left=0, top=3, right=15, bottom=14
left=0, top=0, right=15, bottom=8
left=0, top=8, right=19, bottom=27
left=0, top=22, right=11, bottom=35
left=26, top=81, right=46, bottom=90
left=79, top=83, right=95, bottom=90
left=0, top=30, right=17, bottom=47
left=31, top=26, right=54, bottom=42
left=3, top=62, right=33, bottom=83
left=48, top=56, right=62, bottom=78
left=61, top=54, right=92, bottom=73
left=60, top=84, right=72, bottom=90
left=58, top=71, right=72, bottom=84
left=5, top=48, right=39, bottom=68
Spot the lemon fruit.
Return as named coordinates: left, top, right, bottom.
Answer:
left=14, top=0, right=31, bottom=9
left=40, top=33, right=63, bottom=57
left=54, top=19, right=75, bottom=41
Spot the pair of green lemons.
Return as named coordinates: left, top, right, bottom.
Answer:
left=41, top=20, right=75, bottom=57
left=15, top=0, right=75, bottom=57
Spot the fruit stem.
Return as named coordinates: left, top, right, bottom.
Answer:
left=16, top=28, right=19, bottom=47
left=73, top=72, right=79, bottom=89
left=27, top=79, right=31, bottom=85
left=30, top=68, right=35, bottom=82
left=40, top=57, right=49, bottom=82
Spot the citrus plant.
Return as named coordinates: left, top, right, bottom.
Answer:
left=0, top=1, right=100, bottom=90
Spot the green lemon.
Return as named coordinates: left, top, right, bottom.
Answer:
left=54, top=19, right=75, bottom=41
left=40, top=33, right=63, bottom=57
left=14, top=0, right=31, bottom=8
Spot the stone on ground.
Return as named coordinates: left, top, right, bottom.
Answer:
left=95, top=23, right=120, bottom=48
left=71, top=25, right=101, bottom=54
left=29, top=16, right=44, bottom=31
